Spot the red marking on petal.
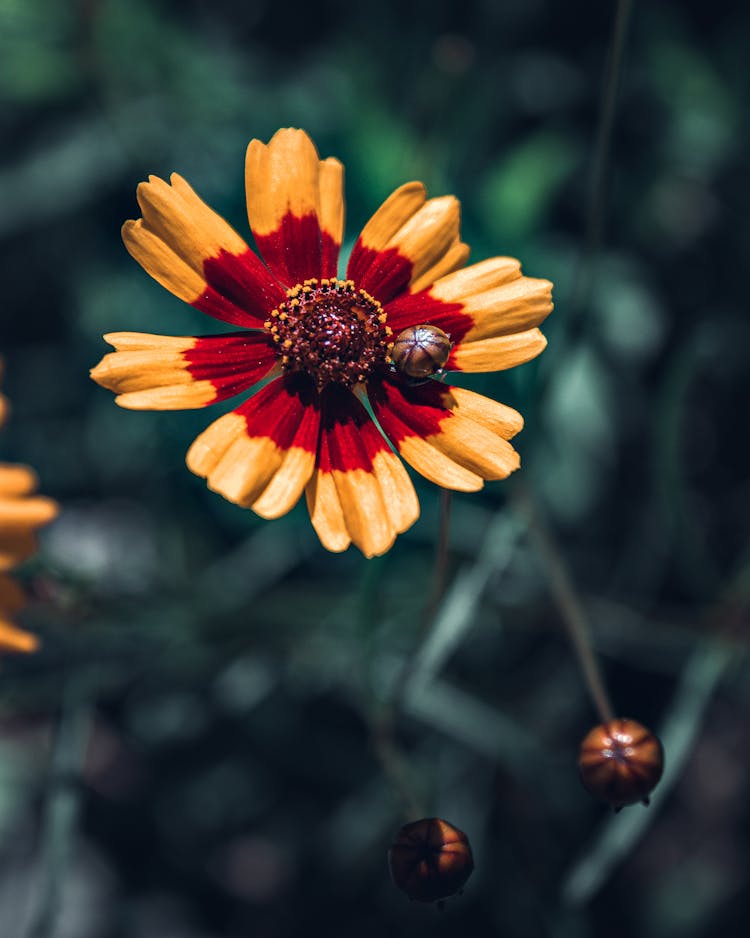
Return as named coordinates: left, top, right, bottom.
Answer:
left=384, top=291, right=473, bottom=345
left=254, top=212, right=322, bottom=287
left=346, top=243, right=413, bottom=304
left=235, top=373, right=320, bottom=451
left=368, top=377, right=450, bottom=443
left=317, top=386, right=390, bottom=473
left=346, top=237, right=372, bottom=284
left=184, top=333, right=277, bottom=404
left=320, top=231, right=340, bottom=279
left=198, top=249, right=284, bottom=327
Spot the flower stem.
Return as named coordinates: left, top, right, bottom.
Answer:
left=587, top=0, right=635, bottom=252
left=516, top=484, right=614, bottom=725
left=425, top=488, right=453, bottom=624
left=372, top=488, right=454, bottom=818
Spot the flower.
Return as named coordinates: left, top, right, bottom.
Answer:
left=0, top=368, right=59, bottom=651
left=91, top=129, right=552, bottom=557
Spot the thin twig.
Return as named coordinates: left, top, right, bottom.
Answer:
left=429, top=488, right=453, bottom=615
left=516, top=484, right=614, bottom=724
left=371, top=724, right=424, bottom=819
left=569, top=0, right=636, bottom=319
left=391, top=488, right=454, bottom=712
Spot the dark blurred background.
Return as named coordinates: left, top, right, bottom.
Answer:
left=1, top=0, right=749, bottom=936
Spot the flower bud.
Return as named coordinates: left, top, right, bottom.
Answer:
left=388, top=817, right=473, bottom=904
left=578, top=718, right=664, bottom=809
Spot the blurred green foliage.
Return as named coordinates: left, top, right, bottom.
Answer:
left=2, top=1, right=750, bottom=936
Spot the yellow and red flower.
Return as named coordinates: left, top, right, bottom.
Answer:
left=91, top=129, right=552, bottom=557
left=0, top=374, right=59, bottom=651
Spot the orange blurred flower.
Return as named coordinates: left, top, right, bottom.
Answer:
left=0, top=367, right=58, bottom=652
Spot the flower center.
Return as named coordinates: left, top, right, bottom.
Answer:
left=265, top=278, right=393, bottom=390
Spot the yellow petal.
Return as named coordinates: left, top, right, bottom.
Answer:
left=251, top=446, right=317, bottom=520
left=397, top=435, right=484, bottom=492
left=306, top=468, right=352, bottom=553
left=122, top=220, right=208, bottom=305
left=0, top=618, right=39, bottom=653
left=369, top=449, right=420, bottom=535
left=421, top=416, right=520, bottom=481
left=136, top=174, right=249, bottom=274
left=245, top=128, right=321, bottom=238
left=205, top=435, right=284, bottom=507
left=410, top=240, right=471, bottom=293
left=186, top=412, right=249, bottom=479
left=430, top=256, right=523, bottom=300
left=319, top=157, right=345, bottom=250
left=387, top=196, right=461, bottom=284
left=354, top=181, right=427, bottom=254
left=331, top=466, right=396, bottom=558
left=453, top=277, right=553, bottom=342
left=450, top=328, right=548, bottom=372
left=0, top=464, right=38, bottom=497
left=443, top=387, right=524, bottom=440
left=0, top=496, right=59, bottom=528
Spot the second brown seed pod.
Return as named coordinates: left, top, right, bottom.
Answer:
left=578, top=718, right=664, bottom=809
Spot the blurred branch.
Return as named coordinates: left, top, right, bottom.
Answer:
left=405, top=677, right=549, bottom=782
left=25, top=686, right=92, bottom=938
left=406, top=508, right=524, bottom=698
left=373, top=504, right=523, bottom=816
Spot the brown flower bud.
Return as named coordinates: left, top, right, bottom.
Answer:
left=578, top=718, right=664, bottom=809
left=390, top=325, right=452, bottom=379
left=388, top=817, right=473, bottom=904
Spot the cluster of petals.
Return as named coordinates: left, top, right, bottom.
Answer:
left=91, top=129, right=553, bottom=557
left=0, top=370, right=59, bottom=651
